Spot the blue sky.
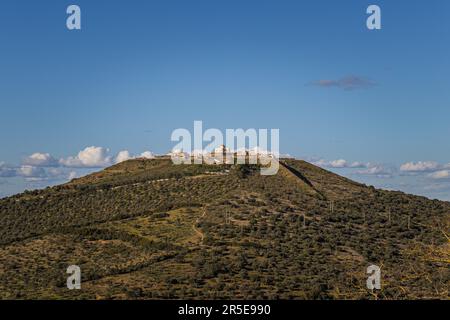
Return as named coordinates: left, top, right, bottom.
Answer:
left=1, top=0, right=450, bottom=200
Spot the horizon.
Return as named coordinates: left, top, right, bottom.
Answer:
left=1, top=0, right=450, bottom=201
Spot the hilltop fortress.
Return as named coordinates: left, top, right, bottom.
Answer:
left=168, top=145, right=277, bottom=164
left=165, top=145, right=280, bottom=175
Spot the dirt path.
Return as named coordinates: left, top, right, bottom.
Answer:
left=192, top=207, right=207, bottom=245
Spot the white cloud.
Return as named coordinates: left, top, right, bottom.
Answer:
left=349, top=161, right=367, bottom=168
left=400, top=161, right=440, bottom=172
left=17, top=165, right=46, bottom=178
left=311, top=159, right=329, bottom=167
left=306, top=157, right=395, bottom=179
left=1, top=147, right=158, bottom=193
left=115, top=150, right=156, bottom=163
left=6, top=147, right=157, bottom=177
left=356, top=165, right=393, bottom=178
left=428, top=170, right=450, bottom=180
left=68, top=171, right=78, bottom=180
left=139, top=151, right=155, bottom=159
left=60, top=146, right=112, bottom=168
left=0, top=162, right=69, bottom=180
left=0, top=162, right=16, bottom=177
left=329, top=159, right=347, bottom=168
left=46, top=167, right=70, bottom=179
left=312, top=158, right=369, bottom=169
left=23, top=153, right=58, bottom=167
left=115, top=150, right=133, bottom=164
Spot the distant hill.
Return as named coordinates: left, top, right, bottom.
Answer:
left=0, top=158, right=448, bottom=299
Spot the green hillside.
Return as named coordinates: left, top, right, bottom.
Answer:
left=0, top=158, right=448, bottom=299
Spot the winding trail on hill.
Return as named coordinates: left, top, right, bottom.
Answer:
left=192, top=207, right=207, bottom=245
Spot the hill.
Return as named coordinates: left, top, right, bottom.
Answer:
left=0, top=158, right=448, bottom=299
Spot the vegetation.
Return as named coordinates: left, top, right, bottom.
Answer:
left=0, top=158, right=448, bottom=299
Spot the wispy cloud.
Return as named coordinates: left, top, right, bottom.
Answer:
left=400, top=161, right=450, bottom=180
left=59, top=146, right=113, bottom=168
left=1, top=146, right=157, bottom=185
left=23, top=153, right=59, bottom=167
left=0, top=162, right=16, bottom=178
left=312, top=158, right=369, bottom=169
left=355, top=165, right=394, bottom=178
left=115, top=150, right=155, bottom=164
left=59, top=146, right=156, bottom=167
left=310, top=75, right=376, bottom=90
left=314, top=159, right=450, bottom=180
left=299, top=156, right=450, bottom=200
left=400, top=161, right=441, bottom=173
left=16, top=165, right=47, bottom=179
left=310, top=157, right=393, bottom=178
left=0, top=163, right=72, bottom=181
left=428, top=170, right=450, bottom=180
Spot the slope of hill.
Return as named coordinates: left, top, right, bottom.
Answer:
left=0, top=158, right=448, bottom=299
